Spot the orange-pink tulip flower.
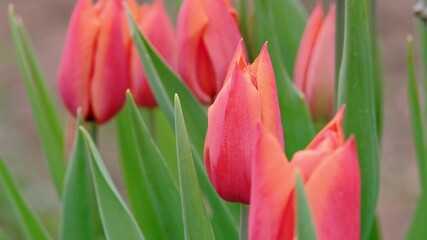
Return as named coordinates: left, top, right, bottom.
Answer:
left=249, top=107, right=360, bottom=240
left=294, top=3, right=336, bottom=122
left=177, top=0, right=243, bottom=104
left=126, top=0, right=176, bottom=108
left=204, top=42, right=283, bottom=204
left=58, top=0, right=128, bottom=123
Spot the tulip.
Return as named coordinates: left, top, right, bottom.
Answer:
left=294, top=3, right=336, bottom=122
left=249, top=107, right=360, bottom=240
left=57, top=0, right=128, bottom=124
left=177, top=0, right=243, bottom=104
left=204, top=42, right=283, bottom=204
left=126, top=0, right=176, bottom=108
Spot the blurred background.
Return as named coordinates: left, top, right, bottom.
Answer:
left=0, top=0, right=420, bottom=239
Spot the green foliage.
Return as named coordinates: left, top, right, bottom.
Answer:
left=296, top=173, right=317, bottom=240
left=174, top=95, right=215, bottom=240
left=0, top=157, right=51, bottom=240
left=8, top=5, right=65, bottom=195
left=337, top=0, right=380, bottom=238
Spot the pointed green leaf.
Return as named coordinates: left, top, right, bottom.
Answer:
left=126, top=92, right=184, bottom=239
left=125, top=8, right=239, bottom=239
left=0, top=156, right=51, bottom=240
left=368, top=217, right=381, bottom=240
left=61, top=113, right=101, bottom=240
left=337, top=0, right=380, bottom=238
left=115, top=109, right=163, bottom=240
left=8, top=5, right=65, bottom=194
left=80, top=128, right=144, bottom=240
left=174, top=95, right=215, bottom=240
left=296, top=173, right=317, bottom=240
left=406, top=36, right=427, bottom=192
left=406, top=194, right=427, bottom=239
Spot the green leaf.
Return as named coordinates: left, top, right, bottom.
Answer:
left=0, top=156, right=51, bottom=240
left=80, top=128, right=144, bottom=240
left=115, top=108, right=163, bottom=240
left=174, top=95, right=215, bottom=240
left=337, top=0, right=380, bottom=238
left=368, top=217, right=381, bottom=240
left=8, top=5, right=65, bottom=195
left=61, top=113, right=101, bottom=240
left=126, top=92, right=184, bottom=239
left=295, top=173, right=317, bottom=240
left=125, top=8, right=239, bottom=239
left=406, top=36, right=427, bottom=192
left=406, top=194, right=427, bottom=239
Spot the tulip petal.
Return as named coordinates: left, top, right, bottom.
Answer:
left=91, top=0, right=128, bottom=123
left=204, top=64, right=260, bottom=203
left=202, top=0, right=242, bottom=93
left=57, top=0, right=99, bottom=119
left=307, top=105, right=345, bottom=152
left=304, top=137, right=360, bottom=240
left=131, top=0, right=176, bottom=107
left=249, top=127, right=294, bottom=240
left=177, top=0, right=211, bottom=103
left=224, top=39, right=248, bottom=83
left=305, top=4, right=336, bottom=121
left=251, top=45, right=284, bottom=148
left=290, top=150, right=326, bottom=181
left=293, top=2, right=324, bottom=91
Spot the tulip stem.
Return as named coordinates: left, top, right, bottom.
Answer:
left=239, top=204, right=249, bottom=240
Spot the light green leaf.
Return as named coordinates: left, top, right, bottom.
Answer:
left=80, top=128, right=144, bottom=240
left=406, top=194, right=427, bottom=239
left=125, top=7, right=239, bottom=239
left=126, top=92, right=184, bottom=239
left=174, top=95, right=215, bottom=240
left=8, top=5, right=65, bottom=195
left=0, top=156, right=51, bottom=240
left=296, top=173, right=317, bottom=240
left=61, top=113, right=101, bottom=240
left=337, top=0, right=380, bottom=238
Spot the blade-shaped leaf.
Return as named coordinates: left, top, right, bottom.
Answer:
left=296, top=173, right=317, bottom=240
left=116, top=109, right=163, bottom=240
left=0, top=157, right=51, bottom=240
left=174, top=95, right=215, bottom=240
left=61, top=113, right=101, bottom=240
left=80, top=128, right=144, bottom=240
left=126, top=92, right=184, bottom=239
left=125, top=8, right=239, bottom=239
left=406, top=194, right=427, bottom=239
left=337, top=0, right=380, bottom=238
left=8, top=5, right=65, bottom=194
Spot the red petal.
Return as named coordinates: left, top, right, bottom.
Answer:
left=305, top=4, right=336, bottom=121
left=204, top=64, right=260, bottom=203
left=306, top=105, right=345, bottom=152
left=57, top=0, right=99, bottom=119
left=224, top=39, right=248, bottom=84
left=176, top=0, right=211, bottom=103
left=91, top=0, right=128, bottom=123
left=293, top=2, right=324, bottom=92
left=249, top=127, right=294, bottom=240
left=305, top=137, right=360, bottom=240
left=251, top=44, right=284, bottom=148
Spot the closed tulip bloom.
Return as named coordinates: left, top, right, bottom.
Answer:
left=58, top=0, right=128, bottom=124
left=204, top=42, right=283, bottom=204
left=249, top=107, right=360, bottom=240
left=127, top=0, right=176, bottom=108
left=294, top=3, right=336, bottom=122
left=177, top=0, right=243, bottom=104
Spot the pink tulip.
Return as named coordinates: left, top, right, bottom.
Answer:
left=58, top=0, right=128, bottom=123
left=294, top=3, right=336, bottom=122
left=177, top=0, right=243, bottom=104
left=250, top=107, right=360, bottom=239
left=204, top=42, right=283, bottom=204
left=127, top=0, right=176, bottom=108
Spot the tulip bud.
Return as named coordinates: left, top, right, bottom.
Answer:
left=127, top=0, right=176, bottom=108
left=249, top=107, right=360, bottom=240
left=204, top=42, right=283, bottom=204
left=294, top=3, right=336, bottom=122
left=177, top=0, right=243, bottom=104
left=57, top=0, right=128, bottom=124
